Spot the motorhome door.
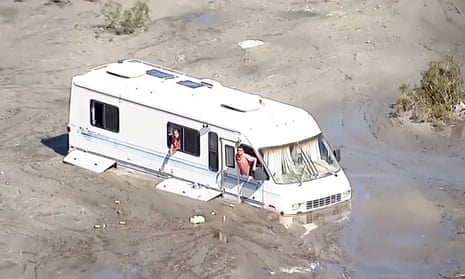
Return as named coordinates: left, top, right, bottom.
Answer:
left=219, top=138, right=264, bottom=206
left=219, top=138, right=239, bottom=192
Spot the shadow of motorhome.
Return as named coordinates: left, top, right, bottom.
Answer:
left=41, top=133, right=68, bottom=156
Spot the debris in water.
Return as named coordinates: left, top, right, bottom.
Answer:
left=279, top=266, right=312, bottom=274
left=217, top=230, right=228, bottom=243
left=264, top=266, right=275, bottom=275
left=439, top=272, right=465, bottom=279
left=190, top=215, right=206, bottom=224
left=455, top=6, right=462, bottom=15
left=211, top=210, right=216, bottom=215
left=309, top=261, right=320, bottom=271
left=0, top=170, right=4, bottom=175
left=93, top=224, right=106, bottom=229
left=279, top=262, right=320, bottom=274
left=238, top=39, right=264, bottom=49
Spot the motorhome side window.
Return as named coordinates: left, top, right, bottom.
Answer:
left=224, top=145, right=235, bottom=168
left=208, top=132, right=219, bottom=172
left=167, top=122, right=200, bottom=157
left=90, top=100, right=119, bottom=133
left=239, top=145, right=270, bottom=180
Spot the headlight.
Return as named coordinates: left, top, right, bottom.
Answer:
left=292, top=203, right=300, bottom=210
left=342, top=190, right=351, bottom=199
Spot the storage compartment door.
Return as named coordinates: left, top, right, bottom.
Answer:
left=64, top=150, right=116, bottom=173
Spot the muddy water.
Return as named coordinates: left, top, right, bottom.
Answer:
left=309, top=97, right=465, bottom=278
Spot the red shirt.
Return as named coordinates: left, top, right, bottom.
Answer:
left=236, top=153, right=254, bottom=176
left=171, top=137, right=181, bottom=151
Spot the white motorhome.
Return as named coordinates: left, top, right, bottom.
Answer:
left=64, top=59, right=352, bottom=215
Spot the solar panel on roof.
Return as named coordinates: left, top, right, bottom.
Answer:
left=177, top=80, right=204, bottom=89
left=146, top=69, right=175, bottom=79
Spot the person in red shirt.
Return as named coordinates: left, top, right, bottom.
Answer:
left=235, top=146, right=257, bottom=176
left=169, top=128, right=181, bottom=155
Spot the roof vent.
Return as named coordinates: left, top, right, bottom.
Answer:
left=200, top=79, right=221, bottom=88
left=177, top=80, right=204, bottom=89
left=106, top=61, right=146, bottom=78
left=146, top=69, right=175, bottom=79
left=221, top=101, right=261, bottom=112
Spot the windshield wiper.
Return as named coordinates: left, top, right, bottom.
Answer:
left=299, top=166, right=306, bottom=185
left=296, top=143, right=318, bottom=178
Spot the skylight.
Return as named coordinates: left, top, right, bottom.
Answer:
left=146, top=69, right=175, bottom=79
left=177, top=80, right=204, bottom=89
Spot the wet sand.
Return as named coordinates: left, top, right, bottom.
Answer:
left=1, top=0, right=465, bottom=278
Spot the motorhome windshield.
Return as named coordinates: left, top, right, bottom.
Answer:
left=260, top=134, right=340, bottom=184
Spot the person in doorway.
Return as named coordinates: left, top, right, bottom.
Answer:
left=169, top=128, right=181, bottom=155
left=235, top=146, right=257, bottom=176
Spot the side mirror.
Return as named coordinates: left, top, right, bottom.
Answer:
left=333, top=149, right=341, bottom=162
left=253, top=166, right=268, bottom=181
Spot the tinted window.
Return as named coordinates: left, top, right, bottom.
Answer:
left=104, top=105, right=119, bottom=132
left=90, top=100, right=119, bottom=133
left=225, top=145, right=235, bottom=168
left=183, top=127, right=200, bottom=156
left=166, top=122, right=200, bottom=157
left=208, top=132, right=218, bottom=171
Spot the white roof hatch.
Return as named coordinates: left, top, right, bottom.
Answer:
left=106, top=61, right=147, bottom=78
left=221, top=97, right=263, bottom=112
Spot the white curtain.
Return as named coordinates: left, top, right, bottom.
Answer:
left=261, top=136, right=321, bottom=183
left=300, top=137, right=320, bottom=161
left=262, top=145, right=296, bottom=183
